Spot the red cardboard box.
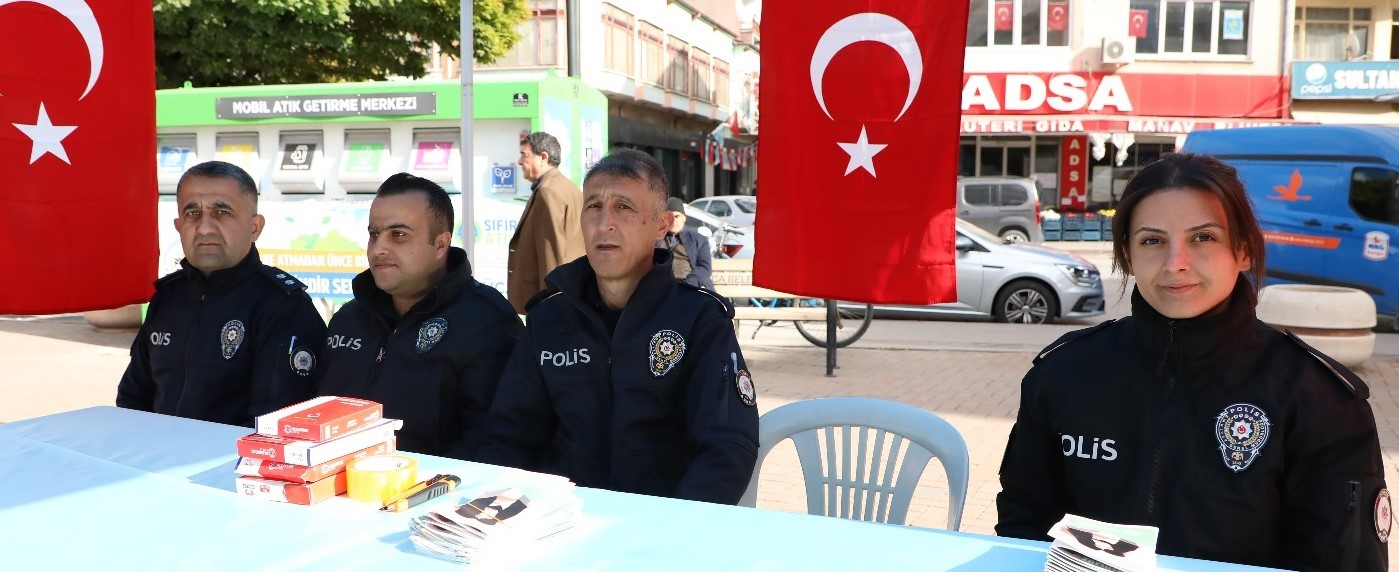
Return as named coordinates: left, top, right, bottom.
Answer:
left=236, top=471, right=347, bottom=505
left=256, top=396, right=384, bottom=441
left=236, top=419, right=401, bottom=466
left=234, top=439, right=395, bottom=483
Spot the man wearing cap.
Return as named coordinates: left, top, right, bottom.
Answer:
left=659, top=197, right=714, bottom=291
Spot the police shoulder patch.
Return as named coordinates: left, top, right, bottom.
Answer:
left=1034, top=319, right=1117, bottom=365
left=1376, top=489, right=1392, bottom=543
left=415, top=317, right=448, bottom=354
left=261, top=265, right=308, bottom=296
left=1283, top=330, right=1369, bottom=399
left=734, top=368, right=756, bottom=407
left=1214, top=403, right=1271, bottom=472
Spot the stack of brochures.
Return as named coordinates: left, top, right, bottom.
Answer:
left=1044, top=514, right=1159, bottom=572
left=408, top=474, right=582, bottom=564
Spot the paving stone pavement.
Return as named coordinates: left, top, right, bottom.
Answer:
left=5, top=314, right=1399, bottom=568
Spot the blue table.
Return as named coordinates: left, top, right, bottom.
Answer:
left=0, top=407, right=1275, bottom=571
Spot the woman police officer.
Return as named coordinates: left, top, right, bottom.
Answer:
left=995, top=153, right=1388, bottom=570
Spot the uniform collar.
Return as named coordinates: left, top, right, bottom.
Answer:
left=548, top=248, right=676, bottom=329
left=1129, top=275, right=1259, bottom=377
left=352, top=246, right=475, bottom=324
left=181, top=244, right=262, bottom=296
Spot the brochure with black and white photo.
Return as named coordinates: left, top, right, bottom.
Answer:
left=408, top=474, right=582, bottom=564
left=1044, top=514, right=1159, bottom=572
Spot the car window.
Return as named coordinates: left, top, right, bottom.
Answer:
left=956, top=220, right=1003, bottom=243
left=708, top=201, right=732, bottom=216
left=963, top=184, right=994, bottom=206
left=1000, top=184, right=1029, bottom=206
left=734, top=198, right=757, bottom=213
left=1350, top=167, right=1399, bottom=224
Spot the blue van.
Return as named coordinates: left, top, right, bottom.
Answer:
left=1182, top=125, right=1399, bottom=328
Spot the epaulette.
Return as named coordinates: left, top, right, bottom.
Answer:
left=525, top=288, right=562, bottom=313
left=153, top=268, right=187, bottom=290
left=262, top=266, right=309, bottom=296
left=1282, top=330, right=1369, bottom=399
left=678, top=281, right=735, bottom=318
left=1033, top=319, right=1117, bottom=365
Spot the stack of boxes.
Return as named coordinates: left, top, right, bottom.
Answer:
left=234, top=396, right=402, bottom=505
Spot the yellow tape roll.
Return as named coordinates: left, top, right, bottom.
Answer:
left=346, top=455, right=419, bottom=504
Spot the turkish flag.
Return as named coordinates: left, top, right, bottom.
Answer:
left=1048, top=2, right=1068, bottom=31
left=994, top=1, right=1014, bottom=31
left=757, top=1, right=964, bottom=304
left=1129, top=9, right=1150, bottom=38
left=0, top=2, right=156, bottom=314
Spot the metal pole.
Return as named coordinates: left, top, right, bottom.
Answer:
left=825, top=299, right=837, bottom=377
left=567, top=0, right=581, bottom=77
left=461, top=0, right=476, bottom=265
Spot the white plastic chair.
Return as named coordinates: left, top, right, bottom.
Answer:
left=739, top=397, right=970, bottom=530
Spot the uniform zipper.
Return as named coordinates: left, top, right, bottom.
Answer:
left=1144, top=320, right=1177, bottom=521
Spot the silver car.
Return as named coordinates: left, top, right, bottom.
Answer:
left=857, top=219, right=1104, bottom=324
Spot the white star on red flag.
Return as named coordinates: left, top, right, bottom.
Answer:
left=13, top=103, right=77, bottom=165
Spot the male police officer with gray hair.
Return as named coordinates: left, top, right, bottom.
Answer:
left=480, top=149, right=758, bottom=504
left=118, top=161, right=325, bottom=426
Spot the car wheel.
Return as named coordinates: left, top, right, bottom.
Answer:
left=1000, top=228, right=1031, bottom=242
left=993, top=280, right=1058, bottom=324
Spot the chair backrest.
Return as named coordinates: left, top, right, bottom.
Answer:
left=739, top=397, right=969, bottom=530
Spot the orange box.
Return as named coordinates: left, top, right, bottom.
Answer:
left=236, top=419, right=401, bottom=466
left=234, top=439, right=395, bottom=483
left=255, top=396, right=384, bottom=442
left=236, top=471, right=347, bottom=505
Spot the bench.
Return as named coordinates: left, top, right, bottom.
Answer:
left=711, top=259, right=827, bottom=322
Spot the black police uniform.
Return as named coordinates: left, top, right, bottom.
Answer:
left=316, top=247, right=521, bottom=460
left=996, top=278, right=1389, bottom=571
left=478, top=249, right=759, bottom=505
left=117, top=245, right=326, bottom=427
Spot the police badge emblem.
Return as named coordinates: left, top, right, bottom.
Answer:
left=1377, top=489, right=1393, bottom=543
left=1214, top=403, right=1271, bottom=472
left=649, top=329, right=686, bottom=377
left=220, top=320, right=246, bottom=360
left=734, top=369, right=756, bottom=406
left=289, top=346, right=316, bottom=377
left=415, top=317, right=448, bottom=354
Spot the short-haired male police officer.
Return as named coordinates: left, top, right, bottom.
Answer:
left=316, top=173, right=521, bottom=460
left=479, top=149, right=759, bottom=504
left=117, top=161, right=326, bottom=426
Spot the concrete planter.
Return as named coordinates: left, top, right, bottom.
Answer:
left=1256, top=284, right=1375, bottom=368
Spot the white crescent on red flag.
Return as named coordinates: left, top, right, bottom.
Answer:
left=756, top=2, right=964, bottom=304
left=0, top=0, right=155, bottom=314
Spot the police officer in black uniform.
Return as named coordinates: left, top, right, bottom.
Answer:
left=479, top=149, right=759, bottom=504
left=316, top=173, right=520, bottom=460
left=996, top=153, right=1388, bottom=570
left=117, top=161, right=325, bottom=427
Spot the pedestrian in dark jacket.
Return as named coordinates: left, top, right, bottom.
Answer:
left=996, top=153, right=1389, bottom=571
left=117, top=161, right=324, bottom=427
left=479, top=149, right=759, bottom=504
left=659, top=197, right=714, bottom=290
left=317, top=173, right=521, bottom=459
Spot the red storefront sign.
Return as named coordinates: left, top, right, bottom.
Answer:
left=960, top=72, right=1285, bottom=118
left=959, top=117, right=1290, bottom=135
left=1059, top=136, right=1088, bottom=210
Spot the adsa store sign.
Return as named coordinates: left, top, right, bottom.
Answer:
left=962, top=73, right=1133, bottom=114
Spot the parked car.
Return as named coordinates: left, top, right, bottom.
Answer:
left=682, top=204, right=755, bottom=259
left=848, top=219, right=1104, bottom=324
left=690, top=195, right=757, bottom=227
left=957, top=176, right=1044, bottom=242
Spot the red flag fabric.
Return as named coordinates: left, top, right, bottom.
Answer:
left=1047, top=2, right=1068, bottom=31
left=993, top=1, right=1014, bottom=31
left=0, top=1, right=155, bottom=314
left=1129, top=9, right=1150, bottom=38
left=757, top=2, right=964, bottom=304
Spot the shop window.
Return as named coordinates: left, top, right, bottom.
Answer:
left=714, top=61, right=731, bottom=107
left=491, top=0, right=561, bottom=68
left=966, top=0, right=1070, bottom=48
left=666, top=37, right=689, bottom=94
left=1132, top=0, right=1249, bottom=57
left=603, top=4, right=634, bottom=75
left=690, top=48, right=711, bottom=102
left=1350, top=168, right=1399, bottom=224
left=1296, top=7, right=1370, bottom=61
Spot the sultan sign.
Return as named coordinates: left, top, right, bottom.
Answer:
left=1292, top=61, right=1399, bottom=100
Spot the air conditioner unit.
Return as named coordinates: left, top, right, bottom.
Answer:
left=1101, top=37, right=1136, bottom=65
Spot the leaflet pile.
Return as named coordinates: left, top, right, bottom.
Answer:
left=233, top=396, right=403, bottom=505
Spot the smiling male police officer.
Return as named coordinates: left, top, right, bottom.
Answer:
left=117, top=161, right=326, bottom=426
left=479, top=149, right=759, bottom=504
left=316, top=173, right=521, bottom=460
